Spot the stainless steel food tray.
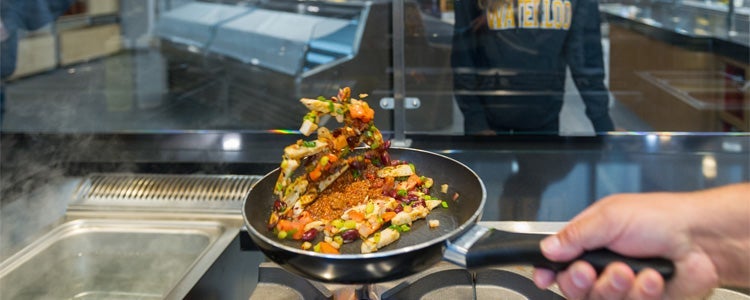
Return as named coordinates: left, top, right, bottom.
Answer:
left=0, top=218, right=239, bottom=299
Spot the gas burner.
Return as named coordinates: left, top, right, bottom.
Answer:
left=248, top=261, right=564, bottom=300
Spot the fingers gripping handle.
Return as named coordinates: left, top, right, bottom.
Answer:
left=463, top=229, right=675, bottom=280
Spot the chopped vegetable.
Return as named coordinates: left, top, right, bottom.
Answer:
left=308, top=167, right=322, bottom=181
left=423, top=177, right=434, bottom=189
left=382, top=211, right=397, bottom=222
left=377, top=164, right=414, bottom=178
left=348, top=210, right=365, bottom=222
left=270, top=87, right=453, bottom=255
left=429, top=220, right=440, bottom=228
left=342, top=220, right=357, bottom=230
left=441, top=184, right=449, bottom=194
left=303, top=111, right=317, bottom=122
left=276, top=220, right=305, bottom=240
left=348, top=100, right=374, bottom=122
left=318, top=242, right=340, bottom=254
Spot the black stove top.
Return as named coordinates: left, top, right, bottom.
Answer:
left=247, top=222, right=570, bottom=300
left=249, top=261, right=564, bottom=300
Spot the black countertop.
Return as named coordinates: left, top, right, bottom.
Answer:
left=2, top=132, right=749, bottom=222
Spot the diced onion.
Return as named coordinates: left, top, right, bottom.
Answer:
left=429, top=220, right=440, bottom=228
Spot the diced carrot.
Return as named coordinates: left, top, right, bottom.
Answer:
left=277, top=220, right=305, bottom=240
left=277, top=220, right=295, bottom=232
left=363, top=105, right=374, bottom=122
left=382, top=211, right=397, bottom=222
left=349, top=104, right=362, bottom=118
left=348, top=210, right=365, bottom=222
left=382, top=176, right=395, bottom=193
left=358, top=223, right=375, bottom=237
left=358, top=218, right=384, bottom=238
left=319, top=242, right=340, bottom=254
left=298, top=211, right=313, bottom=224
left=291, top=227, right=304, bottom=240
left=333, top=135, right=347, bottom=150
left=349, top=101, right=374, bottom=122
left=309, top=166, right=322, bottom=181
left=327, top=153, right=338, bottom=163
left=409, top=174, right=421, bottom=185
left=399, top=174, right=421, bottom=191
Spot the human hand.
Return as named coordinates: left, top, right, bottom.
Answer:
left=531, top=189, right=735, bottom=300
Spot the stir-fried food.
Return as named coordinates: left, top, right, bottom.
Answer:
left=268, top=87, right=449, bottom=254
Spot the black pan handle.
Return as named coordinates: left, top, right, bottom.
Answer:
left=464, top=228, right=675, bottom=280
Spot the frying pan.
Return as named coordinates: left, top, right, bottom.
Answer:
left=243, top=147, right=674, bottom=284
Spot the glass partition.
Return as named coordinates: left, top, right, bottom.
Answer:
left=0, top=0, right=748, bottom=135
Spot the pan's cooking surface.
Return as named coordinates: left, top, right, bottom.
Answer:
left=242, top=147, right=486, bottom=283
left=245, top=147, right=485, bottom=256
left=267, top=204, right=460, bottom=255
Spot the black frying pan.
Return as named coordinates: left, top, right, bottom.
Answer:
left=243, top=147, right=674, bottom=284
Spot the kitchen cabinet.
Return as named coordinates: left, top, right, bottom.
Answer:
left=604, top=2, right=750, bottom=132
left=59, top=24, right=122, bottom=66
left=9, top=34, right=57, bottom=79
left=8, top=0, right=121, bottom=79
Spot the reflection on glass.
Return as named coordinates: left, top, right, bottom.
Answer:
left=702, top=155, right=718, bottom=179
left=222, top=133, right=241, bottom=151
left=451, top=0, right=614, bottom=135
left=0, top=0, right=747, bottom=135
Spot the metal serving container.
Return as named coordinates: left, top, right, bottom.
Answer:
left=0, top=173, right=260, bottom=299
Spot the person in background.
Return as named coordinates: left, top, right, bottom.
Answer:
left=451, top=0, right=614, bottom=134
left=533, top=182, right=750, bottom=299
left=0, top=0, right=75, bottom=125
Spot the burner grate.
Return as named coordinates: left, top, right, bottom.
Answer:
left=70, top=173, right=262, bottom=213
left=250, top=262, right=565, bottom=300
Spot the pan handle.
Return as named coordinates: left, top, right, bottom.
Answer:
left=445, top=225, right=675, bottom=280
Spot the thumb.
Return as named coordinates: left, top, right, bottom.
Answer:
left=540, top=205, right=619, bottom=262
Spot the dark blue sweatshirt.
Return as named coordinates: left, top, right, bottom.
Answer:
left=451, top=0, right=614, bottom=133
